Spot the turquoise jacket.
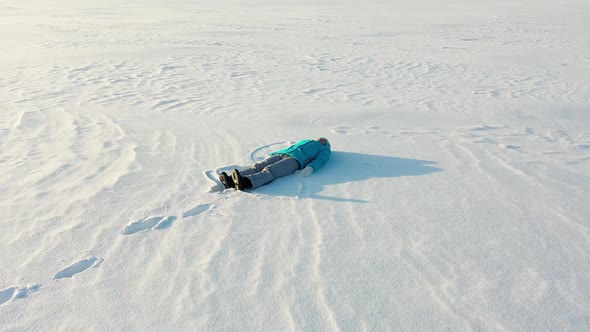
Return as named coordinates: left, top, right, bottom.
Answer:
left=270, top=139, right=331, bottom=170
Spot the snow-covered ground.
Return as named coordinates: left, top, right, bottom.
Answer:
left=1, top=0, right=589, bottom=330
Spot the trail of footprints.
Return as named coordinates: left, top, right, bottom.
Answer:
left=1, top=203, right=213, bottom=306
left=1, top=142, right=268, bottom=306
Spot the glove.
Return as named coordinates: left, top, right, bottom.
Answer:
left=296, top=166, right=313, bottom=177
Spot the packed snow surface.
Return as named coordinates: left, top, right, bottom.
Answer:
left=1, top=0, right=589, bottom=330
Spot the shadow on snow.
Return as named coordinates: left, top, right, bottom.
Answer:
left=252, top=151, right=443, bottom=203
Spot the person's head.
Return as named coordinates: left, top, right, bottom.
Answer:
left=317, top=137, right=329, bottom=146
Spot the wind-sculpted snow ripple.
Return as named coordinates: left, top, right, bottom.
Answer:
left=1, top=107, right=137, bottom=220
left=0, top=104, right=138, bottom=280
left=7, top=37, right=589, bottom=123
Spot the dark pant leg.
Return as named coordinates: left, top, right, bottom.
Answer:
left=239, top=155, right=283, bottom=176
left=246, top=156, right=300, bottom=188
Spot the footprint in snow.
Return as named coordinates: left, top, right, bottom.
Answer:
left=0, top=285, right=41, bottom=306
left=122, top=204, right=212, bottom=235
left=121, top=216, right=177, bottom=235
left=182, top=204, right=212, bottom=218
left=53, top=257, right=103, bottom=280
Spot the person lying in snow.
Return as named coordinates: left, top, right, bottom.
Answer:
left=219, top=137, right=331, bottom=190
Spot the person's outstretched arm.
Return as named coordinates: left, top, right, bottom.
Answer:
left=305, top=148, right=331, bottom=173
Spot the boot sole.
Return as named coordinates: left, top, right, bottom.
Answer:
left=231, top=169, right=243, bottom=191
left=219, top=172, right=233, bottom=189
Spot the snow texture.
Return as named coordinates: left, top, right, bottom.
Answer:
left=1, top=0, right=589, bottom=330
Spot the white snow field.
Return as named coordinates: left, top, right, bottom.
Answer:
left=1, top=0, right=589, bottom=330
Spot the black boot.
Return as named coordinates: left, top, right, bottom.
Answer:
left=231, top=169, right=253, bottom=191
left=219, top=171, right=235, bottom=189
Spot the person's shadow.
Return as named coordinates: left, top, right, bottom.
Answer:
left=253, top=151, right=443, bottom=203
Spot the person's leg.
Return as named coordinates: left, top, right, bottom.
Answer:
left=239, top=155, right=283, bottom=176
left=245, top=156, right=300, bottom=188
